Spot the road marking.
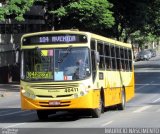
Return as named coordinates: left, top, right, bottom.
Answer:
left=4, top=123, right=26, bottom=128
left=152, top=98, right=160, bottom=103
left=101, top=121, right=113, bottom=127
left=136, top=83, right=160, bottom=86
left=136, top=84, right=149, bottom=90
left=0, top=110, right=27, bottom=117
left=136, top=82, right=159, bottom=90
left=133, top=106, right=152, bottom=113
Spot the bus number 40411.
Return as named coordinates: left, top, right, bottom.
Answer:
left=65, top=88, right=78, bottom=93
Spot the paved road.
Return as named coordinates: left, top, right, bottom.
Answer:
left=1, top=55, right=160, bottom=134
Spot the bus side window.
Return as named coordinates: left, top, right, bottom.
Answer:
left=104, top=43, right=111, bottom=70
left=91, top=51, right=97, bottom=82
left=121, top=59, right=125, bottom=71
left=91, top=40, right=96, bottom=50
left=124, top=49, right=129, bottom=71
left=110, top=45, right=116, bottom=70
left=128, top=49, right=132, bottom=71
left=120, top=48, right=125, bottom=70
left=97, top=41, right=104, bottom=55
left=116, top=46, right=120, bottom=70
left=104, top=43, right=110, bottom=56
left=112, top=58, right=116, bottom=70
left=117, top=59, right=121, bottom=70
left=116, top=46, right=120, bottom=58
left=99, top=56, right=105, bottom=69
left=97, top=41, right=105, bottom=70
left=120, top=48, right=124, bottom=59
left=105, top=57, right=111, bottom=69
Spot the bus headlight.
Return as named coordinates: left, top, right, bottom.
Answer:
left=21, top=89, right=25, bottom=94
left=22, top=89, right=35, bottom=99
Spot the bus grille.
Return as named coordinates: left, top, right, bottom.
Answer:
left=36, top=94, right=73, bottom=98
left=28, top=83, right=79, bottom=99
left=29, top=83, right=79, bottom=90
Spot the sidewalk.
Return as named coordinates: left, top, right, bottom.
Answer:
left=0, top=83, right=20, bottom=97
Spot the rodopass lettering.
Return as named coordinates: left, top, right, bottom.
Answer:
left=26, top=72, right=52, bottom=79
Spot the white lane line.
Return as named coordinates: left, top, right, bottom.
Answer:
left=101, top=121, right=113, bottom=127
left=136, top=81, right=156, bottom=90
left=136, top=84, right=149, bottom=90
left=0, top=110, right=27, bottom=117
left=136, top=83, right=160, bottom=86
left=4, top=123, right=26, bottom=129
left=152, top=98, right=160, bottom=103
left=133, top=106, right=152, bottom=113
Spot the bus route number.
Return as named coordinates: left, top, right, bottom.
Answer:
left=39, top=37, right=49, bottom=43
left=65, top=88, right=78, bottom=93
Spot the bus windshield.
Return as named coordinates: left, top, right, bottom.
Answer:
left=21, top=47, right=91, bottom=81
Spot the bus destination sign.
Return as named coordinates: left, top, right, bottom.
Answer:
left=22, top=34, right=88, bottom=45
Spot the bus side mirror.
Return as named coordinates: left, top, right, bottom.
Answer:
left=95, top=51, right=100, bottom=63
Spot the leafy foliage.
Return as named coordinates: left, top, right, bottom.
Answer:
left=0, top=0, right=159, bottom=46
left=148, top=0, right=160, bottom=36
left=0, top=0, right=34, bottom=21
left=51, top=0, right=115, bottom=32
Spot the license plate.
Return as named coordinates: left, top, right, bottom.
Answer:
left=49, top=101, right=60, bottom=106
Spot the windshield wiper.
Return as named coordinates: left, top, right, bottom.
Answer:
left=58, top=45, right=72, bottom=63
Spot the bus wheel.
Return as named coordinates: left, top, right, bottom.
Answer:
left=92, top=96, right=103, bottom=118
left=37, top=110, right=48, bottom=120
left=117, top=88, right=126, bottom=110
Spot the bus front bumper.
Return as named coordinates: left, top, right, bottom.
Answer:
left=21, top=90, right=100, bottom=110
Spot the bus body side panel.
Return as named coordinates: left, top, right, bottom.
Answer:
left=125, top=71, right=135, bottom=102
left=103, top=71, right=135, bottom=107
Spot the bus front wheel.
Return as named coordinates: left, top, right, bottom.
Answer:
left=37, top=110, right=48, bottom=120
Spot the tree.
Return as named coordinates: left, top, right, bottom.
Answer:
left=0, top=0, right=159, bottom=45
left=147, top=0, right=160, bottom=36
left=108, top=0, right=154, bottom=42
left=0, top=0, right=34, bottom=21
left=130, top=31, right=155, bottom=50
left=51, top=0, right=115, bottom=35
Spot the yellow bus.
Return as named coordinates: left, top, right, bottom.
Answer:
left=20, top=30, right=135, bottom=120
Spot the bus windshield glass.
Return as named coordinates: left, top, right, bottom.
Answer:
left=21, top=47, right=91, bottom=81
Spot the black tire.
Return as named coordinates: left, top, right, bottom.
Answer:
left=92, top=96, right=103, bottom=118
left=37, top=110, right=48, bottom=120
left=117, top=88, right=126, bottom=110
